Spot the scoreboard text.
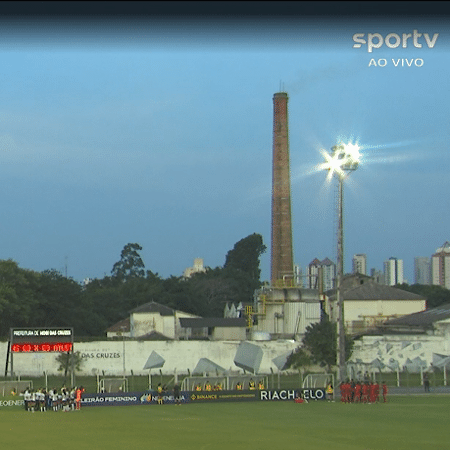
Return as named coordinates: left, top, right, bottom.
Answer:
left=10, top=328, right=73, bottom=353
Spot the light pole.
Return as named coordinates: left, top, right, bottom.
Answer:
left=120, top=326, right=126, bottom=376
left=321, top=142, right=360, bottom=383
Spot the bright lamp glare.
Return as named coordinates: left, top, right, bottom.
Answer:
left=319, top=140, right=361, bottom=181
left=319, top=149, right=345, bottom=181
left=342, top=142, right=361, bottom=166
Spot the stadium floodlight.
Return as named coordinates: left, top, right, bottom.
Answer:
left=320, top=141, right=360, bottom=181
left=321, top=140, right=361, bottom=384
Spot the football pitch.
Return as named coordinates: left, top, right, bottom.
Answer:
left=1, top=396, right=448, bottom=450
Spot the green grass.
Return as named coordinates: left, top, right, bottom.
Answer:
left=1, top=396, right=449, bottom=450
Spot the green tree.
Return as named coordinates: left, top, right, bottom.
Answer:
left=111, top=243, right=145, bottom=280
left=33, top=269, right=84, bottom=329
left=224, top=233, right=267, bottom=284
left=396, top=283, right=450, bottom=309
left=0, top=260, right=39, bottom=336
left=286, top=347, right=312, bottom=370
left=187, top=268, right=236, bottom=317
left=81, top=269, right=166, bottom=336
left=302, top=316, right=353, bottom=372
left=55, top=351, right=84, bottom=378
left=159, top=275, right=199, bottom=315
left=81, top=276, right=127, bottom=335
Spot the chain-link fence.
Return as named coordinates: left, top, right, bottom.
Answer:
left=2, top=368, right=448, bottom=397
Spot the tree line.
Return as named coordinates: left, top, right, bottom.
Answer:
left=0, top=234, right=267, bottom=339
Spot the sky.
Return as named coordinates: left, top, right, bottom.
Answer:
left=0, top=6, right=449, bottom=284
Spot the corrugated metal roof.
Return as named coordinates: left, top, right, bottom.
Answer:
left=106, top=317, right=130, bottom=332
left=136, top=330, right=172, bottom=341
left=383, top=303, right=450, bottom=327
left=130, top=301, right=174, bottom=316
left=329, top=284, right=425, bottom=301
left=179, top=318, right=247, bottom=328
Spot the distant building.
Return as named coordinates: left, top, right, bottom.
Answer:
left=414, top=257, right=431, bottom=285
left=321, top=258, right=336, bottom=292
left=370, top=268, right=384, bottom=284
left=107, top=301, right=200, bottom=340
left=82, top=277, right=93, bottom=287
left=107, top=302, right=247, bottom=341
left=384, top=257, right=404, bottom=286
left=179, top=317, right=247, bottom=341
left=106, top=318, right=131, bottom=339
left=352, top=254, right=367, bottom=275
left=306, top=257, right=336, bottom=291
left=432, top=242, right=450, bottom=289
left=183, top=258, right=206, bottom=278
left=324, top=274, right=426, bottom=335
left=306, top=258, right=320, bottom=289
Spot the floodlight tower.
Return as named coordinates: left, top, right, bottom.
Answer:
left=322, top=142, right=360, bottom=383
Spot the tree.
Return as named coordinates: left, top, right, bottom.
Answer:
left=81, top=276, right=128, bottom=335
left=286, top=347, right=312, bottom=371
left=0, top=260, right=39, bottom=336
left=224, top=233, right=267, bottom=283
left=33, top=269, right=83, bottom=329
left=55, top=351, right=84, bottom=380
left=160, top=275, right=199, bottom=315
left=187, top=268, right=236, bottom=317
left=302, top=316, right=354, bottom=372
left=396, top=283, right=450, bottom=309
left=111, top=243, right=145, bottom=280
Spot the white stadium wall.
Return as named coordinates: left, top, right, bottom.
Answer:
left=0, top=340, right=298, bottom=377
left=349, top=334, right=450, bottom=371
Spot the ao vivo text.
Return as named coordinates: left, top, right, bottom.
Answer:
left=368, top=58, right=424, bottom=67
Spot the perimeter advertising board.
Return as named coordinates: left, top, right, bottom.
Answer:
left=80, top=389, right=326, bottom=407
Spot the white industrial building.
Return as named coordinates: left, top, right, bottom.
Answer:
left=249, top=285, right=321, bottom=340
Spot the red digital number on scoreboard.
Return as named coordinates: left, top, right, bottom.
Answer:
left=11, top=343, right=73, bottom=352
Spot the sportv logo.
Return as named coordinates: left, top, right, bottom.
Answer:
left=353, top=30, right=439, bottom=53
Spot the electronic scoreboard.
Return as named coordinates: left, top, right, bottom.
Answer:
left=10, top=328, right=74, bottom=353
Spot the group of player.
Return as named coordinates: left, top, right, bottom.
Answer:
left=192, top=378, right=265, bottom=391
left=339, top=380, right=388, bottom=403
left=23, top=386, right=85, bottom=412
left=193, top=381, right=223, bottom=391
left=156, top=383, right=181, bottom=405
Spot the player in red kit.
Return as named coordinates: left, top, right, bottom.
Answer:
left=354, top=381, right=362, bottom=403
left=369, top=382, right=378, bottom=403
left=339, top=382, right=345, bottom=403
left=382, top=382, right=388, bottom=403
left=361, top=382, right=369, bottom=403
left=374, top=382, right=380, bottom=403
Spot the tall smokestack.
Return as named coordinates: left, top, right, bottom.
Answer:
left=271, top=92, right=294, bottom=285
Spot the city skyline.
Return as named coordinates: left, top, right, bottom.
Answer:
left=0, top=11, right=449, bottom=284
